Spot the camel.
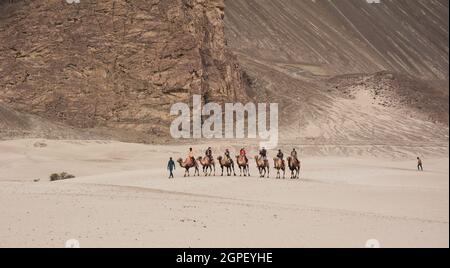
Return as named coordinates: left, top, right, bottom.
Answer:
left=177, top=158, right=200, bottom=177
left=217, top=156, right=236, bottom=176
left=235, top=155, right=250, bottom=177
left=287, top=156, right=300, bottom=179
left=255, top=155, right=269, bottom=178
left=197, top=156, right=216, bottom=176
left=273, top=157, right=285, bottom=179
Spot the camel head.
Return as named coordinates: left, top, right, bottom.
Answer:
left=217, top=156, right=223, bottom=161
left=177, top=158, right=183, bottom=164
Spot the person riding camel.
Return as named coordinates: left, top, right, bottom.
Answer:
left=205, top=147, right=213, bottom=162
left=239, top=148, right=248, bottom=162
left=277, top=149, right=285, bottom=166
left=224, top=149, right=234, bottom=165
left=225, top=149, right=231, bottom=160
left=259, top=147, right=268, bottom=162
left=291, top=148, right=298, bottom=160
left=187, top=148, right=195, bottom=164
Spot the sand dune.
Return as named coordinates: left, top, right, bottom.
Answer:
left=0, top=139, right=448, bottom=248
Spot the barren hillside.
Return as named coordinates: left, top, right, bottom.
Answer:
left=225, top=0, right=449, bottom=154
left=226, top=0, right=449, bottom=79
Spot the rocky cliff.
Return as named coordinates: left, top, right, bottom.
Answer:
left=0, top=0, right=247, bottom=139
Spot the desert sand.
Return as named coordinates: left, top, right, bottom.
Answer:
left=0, top=139, right=448, bottom=248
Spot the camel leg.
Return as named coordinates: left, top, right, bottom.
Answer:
left=247, top=165, right=250, bottom=177
left=267, top=167, right=270, bottom=178
left=283, top=168, right=286, bottom=179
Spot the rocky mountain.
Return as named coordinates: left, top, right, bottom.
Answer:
left=0, top=0, right=448, bottom=155
left=0, top=0, right=247, bottom=140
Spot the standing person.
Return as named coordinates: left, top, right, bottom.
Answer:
left=167, top=157, right=176, bottom=179
left=417, top=157, right=423, bottom=171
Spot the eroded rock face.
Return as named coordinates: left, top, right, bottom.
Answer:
left=0, top=0, right=247, bottom=136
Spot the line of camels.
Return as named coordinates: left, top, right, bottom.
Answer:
left=177, top=154, right=301, bottom=179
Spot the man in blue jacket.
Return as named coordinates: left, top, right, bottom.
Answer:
left=167, top=157, right=176, bottom=179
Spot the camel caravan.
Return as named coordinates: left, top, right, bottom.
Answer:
left=168, top=147, right=301, bottom=180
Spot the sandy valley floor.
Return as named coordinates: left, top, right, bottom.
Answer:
left=0, top=139, right=448, bottom=248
